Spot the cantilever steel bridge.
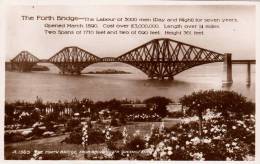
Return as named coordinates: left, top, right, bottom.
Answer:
left=9, top=38, right=229, bottom=80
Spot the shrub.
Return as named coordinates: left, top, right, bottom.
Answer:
left=147, top=114, right=254, bottom=160
left=43, top=113, right=57, bottom=123
left=111, top=130, right=123, bottom=141
left=126, top=113, right=161, bottom=122
left=88, top=130, right=105, bottom=144
left=126, top=137, right=146, bottom=151
left=64, top=128, right=122, bottom=145
left=5, top=132, right=25, bottom=143
left=66, top=119, right=81, bottom=132
left=168, top=111, right=183, bottom=118
left=19, top=114, right=33, bottom=126
left=32, top=126, right=45, bottom=136
left=44, top=121, right=56, bottom=132
left=67, top=132, right=82, bottom=144
left=110, top=118, right=119, bottom=127
left=144, top=96, right=172, bottom=118
left=118, top=114, right=126, bottom=124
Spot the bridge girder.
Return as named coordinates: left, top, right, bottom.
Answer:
left=48, top=46, right=100, bottom=74
left=116, top=38, right=224, bottom=79
left=10, top=51, right=40, bottom=72
left=9, top=38, right=225, bottom=78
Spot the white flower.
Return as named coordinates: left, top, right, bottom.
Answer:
left=203, top=130, right=208, bottom=134
left=191, top=137, right=200, bottom=145
left=186, top=141, right=190, bottom=145
left=134, top=130, right=140, bottom=137
left=228, top=149, right=234, bottom=153
left=188, top=134, right=192, bottom=138
left=226, top=157, right=232, bottom=161
left=160, top=151, right=166, bottom=157
left=167, top=146, right=173, bottom=151
left=159, top=122, right=165, bottom=133
left=232, top=126, right=237, bottom=130
left=175, top=145, right=180, bottom=149
left=226, top=144, right=230, bottom=147
left=213, top=136, right=221, bottom=140
left=153, top=152, right=157, bottom=158
left=171, top=136, right=177, bottom=141
left=232, top=142, right=237, bottom=146
left=203, top=138, right=212, bottom=144
left=167, top=150, right=173, bottom=155
left=192, top=152, right=204, bottom=160
left=158, top=142, right=165, bottom=148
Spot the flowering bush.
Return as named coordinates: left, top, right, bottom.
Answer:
left=144, top=114, right=255, bottom=160
left=64, top=126, right=122, bottom=145
left=82, top=124, right=88, bottom=147
left=126, top=113, right=161, bottom=122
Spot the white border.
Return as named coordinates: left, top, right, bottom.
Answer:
left=0, top=1, right=259, bottom=164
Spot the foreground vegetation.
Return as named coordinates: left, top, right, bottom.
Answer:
left=5, top=90, right=255, bottom=160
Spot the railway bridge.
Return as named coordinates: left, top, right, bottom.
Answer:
left=7, top=38, right=255, bottom=83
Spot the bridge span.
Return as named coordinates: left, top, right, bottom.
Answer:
left=6, top=38, right=255, bottom=83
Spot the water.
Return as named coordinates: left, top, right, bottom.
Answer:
left=5, top=63, right=255, bottom=103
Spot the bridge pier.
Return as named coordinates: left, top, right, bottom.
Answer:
left=222, top=53, right=233, bottom=84
left=247, top=63, right=251, bottom=86
left=168, top=76, right=174, bottom=80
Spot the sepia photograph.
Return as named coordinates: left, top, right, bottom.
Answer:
left=2, top=1, right=257, bottom=161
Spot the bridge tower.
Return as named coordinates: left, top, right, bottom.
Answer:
left=10, top=51, right=39, bottom=72
left=223, top=53, right=233, bottom=84
left=117, top=38, right=224, bottom=80
left=48, top=47, right=100, bottom=75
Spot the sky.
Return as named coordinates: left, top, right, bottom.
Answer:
left=5, top=5, right=255, bottom=60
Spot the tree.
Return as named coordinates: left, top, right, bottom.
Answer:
left=179, top=90, right=254, bottom=136
left=211, top=90, right=248, bottom=119
left=35, top=96, right=45, bottom=109
left=180, top=91, right=210, bottom=136
left=107, top=99, right=121, bottom=111
left=144, top=96, right=172, bottom=118
left=5, top=102, right=15, bottom=117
